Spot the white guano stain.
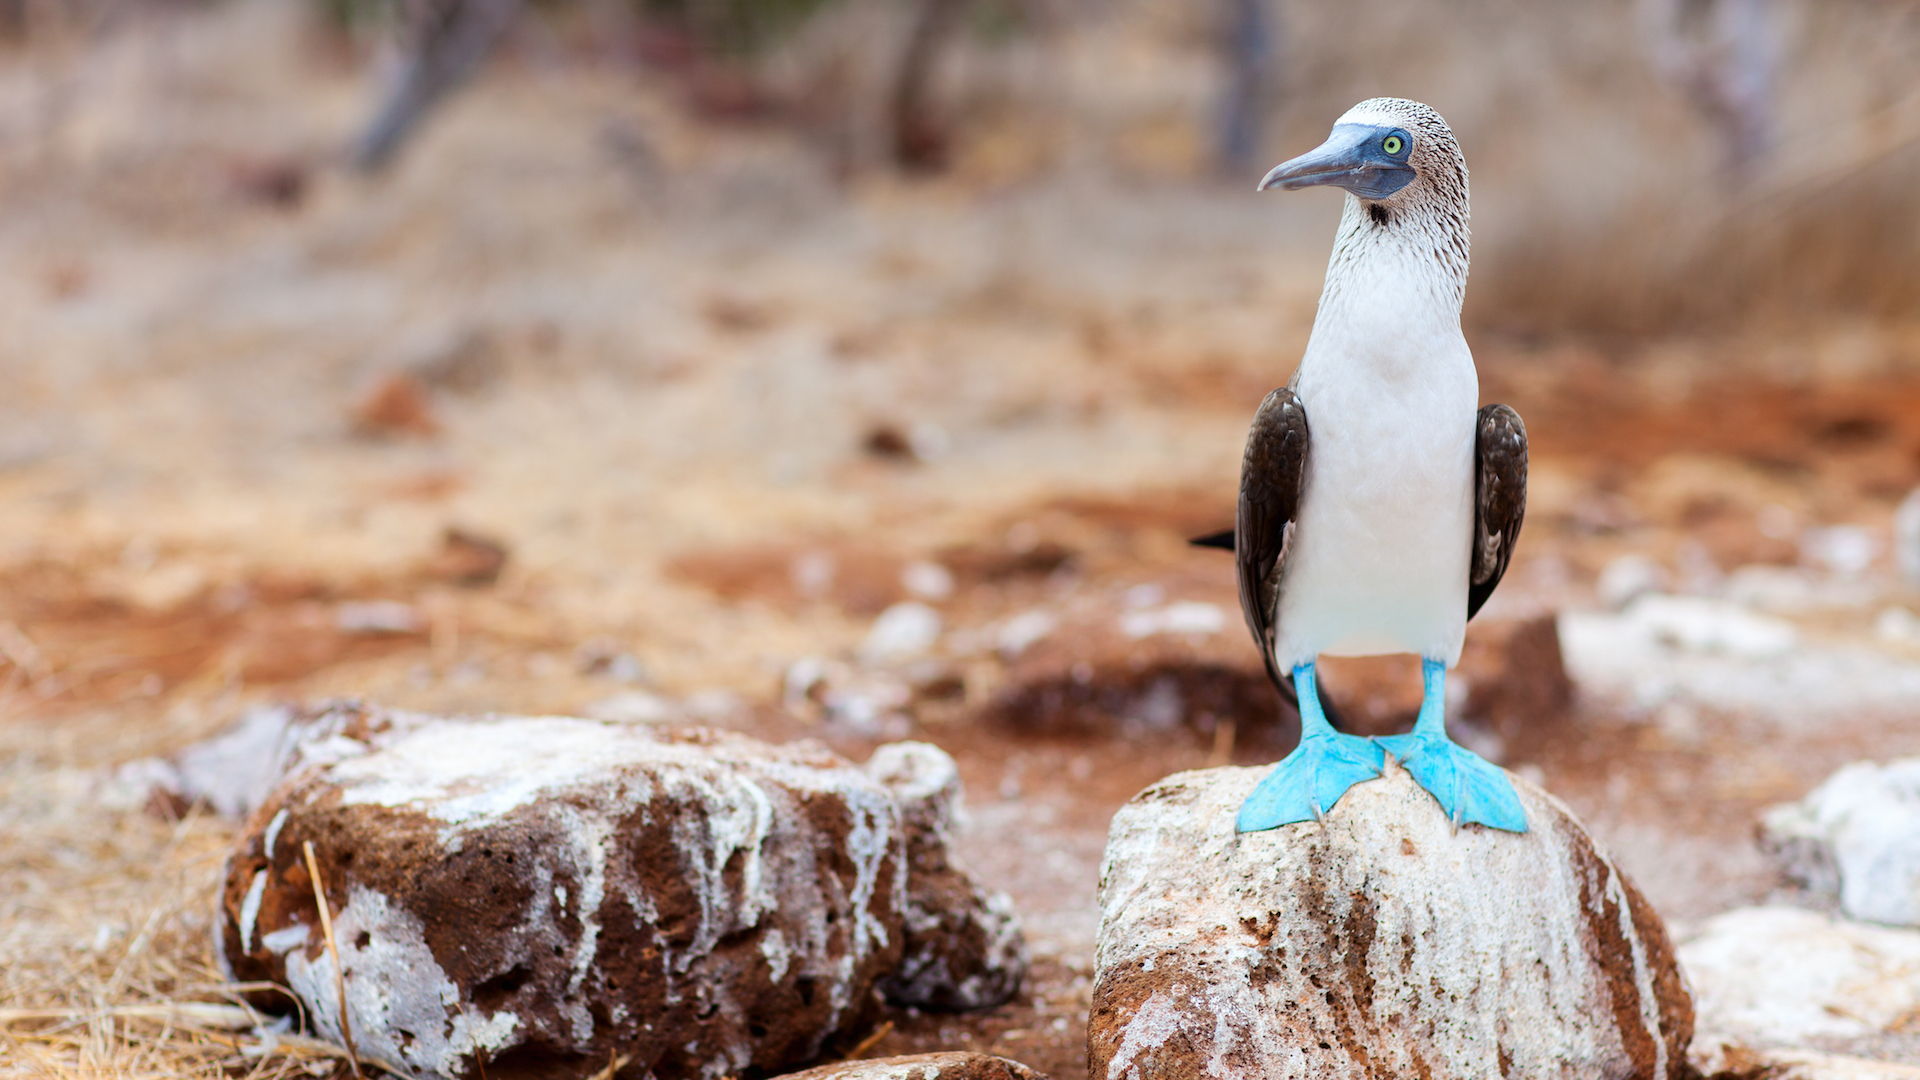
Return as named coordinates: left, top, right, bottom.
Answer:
left=1106, top=990, right=1185, bottom=1080
left=563, top=809, right=612, bottom=1043
left=285, top=884, right=520, bottom=1080
left=239, top=870, right=268, bottom=953
left=263, top=808, right=290, bottom=860
left=841, top=792, right=897, bottom=958
left=331, top=718, right=663, bottom=836
left=262, top=924, right=309, bottom=954
left=759, top=927, right=791, bottom=983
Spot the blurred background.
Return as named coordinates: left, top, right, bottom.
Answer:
left=5, top=0, right=1920, bottom=1074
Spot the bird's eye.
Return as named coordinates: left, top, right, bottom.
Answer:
left=1382, top=135, right=1405, bottom=155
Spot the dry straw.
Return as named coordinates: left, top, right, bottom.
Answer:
left=0, top=758, right=375, bottom=1080
left=303, top=840, right=364, bottom=1080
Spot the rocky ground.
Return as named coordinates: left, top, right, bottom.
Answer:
left=6, top=4, right=1920, bottom=1078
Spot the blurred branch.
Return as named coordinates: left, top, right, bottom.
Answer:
left=1217, top=0, right=1274, bottom=175
left=1644, top=0, right=1776, bottom=171
left=351, top=0, right=524, bottom=172
left=890, top=0, right=968, bottom=171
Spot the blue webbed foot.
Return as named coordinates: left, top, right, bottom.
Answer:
left=1236, top=662, right=1385, bottom=832
left=1236, top=727, right=1386, bottom=831
left=1378, top=659, right=1528, bottom=833
left=1377, top=729, right=1527, bottom=832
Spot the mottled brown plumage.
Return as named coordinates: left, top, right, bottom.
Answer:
left=1234, top=387, right=1310, bottom=695
left=1469, top=403, right=1528, bottom=620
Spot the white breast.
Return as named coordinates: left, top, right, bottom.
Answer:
left=1272, top=231, right=1479, bottom=669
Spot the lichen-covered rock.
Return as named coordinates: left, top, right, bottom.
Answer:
left=772, top=1051, right=1049, bottom=1079
left=1694, top=1042, right=1920, bottom=1080
left=216, top=708, right=1024, bottom=1080
left=1760, top=759, right=1920, bottom=926
left=1089, top=761, right=1692, bottom=1080
left=1679, top=905, right=1920, bottom=1047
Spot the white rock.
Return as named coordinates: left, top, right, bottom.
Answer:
left=1760, top=758, right=1920, bottom=925
left=1598, top=553, right=1670, bottom=610
left=823, top=676, right=912, bottom=738
left=335, top=600, right=426, bottom=635
left=901, top=560, right=955, bottom=601
left=995, top=610, right=1056, bottom=658
left=119, top=702, right=434, bottom=820
left=1758, top=1051, right=1920, bottom=1080
left=1803, top=525, right=1882, bottom=578
left=784, top=655, right=837, bottom=709
left=1722, top=564, right=1818, bottom=613
left=1679, top=906, right=1920, bottom=1044
left=1692, top=1038, right=1920, bottom=1080
left=790, top=551, right=837, bottom=598
left=584, top=689, right=679, bottom=724
left=907, top=422, right=950, bottom=461
left=1089, top=762, right=1691, bottom=1079
left=1624, top=593, right=1798, bottom=659
left=862, top=602, right=943, bottom=663
left=1560, top=608, right=1920, bottom=726
left=1118, top=601, right=1225, bottom=639
left=1896, top=488, right=1920, bottom=586
left=1878, top=607, right=1920, bottom=646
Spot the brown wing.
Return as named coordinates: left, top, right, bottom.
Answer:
left=1237, top=387, right=1311, bottom=693
left=1469, top=403, right=1528, bottom=621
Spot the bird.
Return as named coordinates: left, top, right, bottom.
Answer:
left=1223, top=98, right=1529, bottom=834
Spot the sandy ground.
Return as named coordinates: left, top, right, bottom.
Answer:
left=6, top=5, right=1920, bottom=1077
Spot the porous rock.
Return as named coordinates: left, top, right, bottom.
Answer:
left=217, top=707, right=1024, bottom=1080
left=868, top=743, right=1029, bottom=1010
left=771, top=1051, right=1048, bottom=1079
left=1089, top=762, right=1692, bottom=1079
left=1759, top=758, right=1920, bottom=926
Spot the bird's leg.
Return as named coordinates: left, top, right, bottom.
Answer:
left=1235, top=662, right=1386, bottom=832
left=1377, top=659, right=1528, bottom=833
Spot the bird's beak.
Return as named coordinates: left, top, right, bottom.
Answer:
left=1258, top=123, right=1416, bottom=201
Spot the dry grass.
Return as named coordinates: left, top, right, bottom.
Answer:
left=0, top=766, right=362, bottom=1080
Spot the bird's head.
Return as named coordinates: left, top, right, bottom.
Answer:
left=1258, top=98, right=1465, bottom=214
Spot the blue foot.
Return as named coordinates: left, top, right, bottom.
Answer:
left=1237, top=663, right=1385, bottom=832
left=1377, top=660, right=1528, bottom=833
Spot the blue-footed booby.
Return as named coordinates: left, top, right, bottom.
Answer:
left=1228, top=98, right=1529, bottom=834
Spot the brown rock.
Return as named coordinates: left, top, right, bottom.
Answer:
left=216, top=710, right=1024, bottom=1080
left=352, top=373, right=439, bottom=437
left=425, top=527, right=509, bottom=587
left=1457, top=612, right=1574, bottom=746
left=1316, top=613, right=1573, bottom=744
left=868, top=743, right=1028, bottom=1010
left=773, top=1051, right=1049, bottom=1079
left=225, top=156, right=308, bottom=209
left=1089, top=762, right=1692, bottom=1079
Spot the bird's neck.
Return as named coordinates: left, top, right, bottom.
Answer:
left=1311, top=193, right=1471, bottom=346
